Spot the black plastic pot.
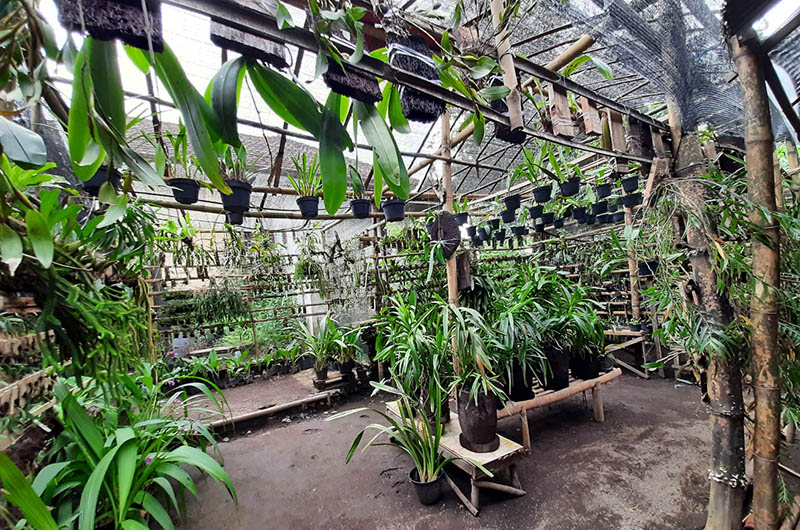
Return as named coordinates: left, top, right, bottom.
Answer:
left=83, top=167, right=121, bottom=197
left=532, top=185, right=552, bottom=203
left=409, top=469, right=443, bottom=505
left=528, top=205, right=544, bottom=220
left=552, top=218, right=564, bottom=229
left=455, top=212, right=468, bottom=225
left=478, top=227, right=490, bottom=241
left=314, top=366, right=328, bottom=380
left=472, top=237, right=483, bottom=247
left=564, top=206, right=574, bottom=218
left=457, top=389, right=499, bottom=453
left=585, top=214, right=597, bottom=225
left=488, top=218, right=501, bottom=231
left=613, top=212, right=625, bottom=223
left=592, top=200, right=608, bottom=215
left=297, top=196, right=320, bottom=218
left=597, top=214, right=611, bottom=224
left=350, top=198, right=371, bottom=219
left=466, top=225, right=477, bottom=238
left=541, top=212, right=555, bottom=225
left=595, top=183, right=612, bottom=199
left=573, top=206, right=587, bottom=220
left=382, top=199, right=406, bottom=222
left=512, top=226, right=527, bottom=237
left=501, top=209, right=515, bottom=224
left=638, top=259, right=659, bottom=276
left=339, top=360, right=355, bottom=374
left=534, top=223, right=545, bottom=233
left=493, top=228, right=506, bottom=242
left=226, top=212, right=244, bottom=225
left=168, top=178, right=200, bottom=205
left=504, top=359, right=535, bottom=402
left=559, top=177, right=581, bottom=197
left=621, top=175, right=640, bottom=193
left=621, top=192, right=643, bottom=207
left=543, top=348, right=570, bottom=390
left=629, top=322, right=642, bottom=332
left=607, top=200, right=619, bottom=213
left=570, top=355, right=600, bottom=381
left=221, top=180, right=252, bottom=213
left=504, top=193, right=521, bottom=211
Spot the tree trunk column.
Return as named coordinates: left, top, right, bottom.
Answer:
left=732, top=35, right=781, bottom=530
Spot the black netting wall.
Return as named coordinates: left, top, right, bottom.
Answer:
left=769, top=25, right=800, bottom=142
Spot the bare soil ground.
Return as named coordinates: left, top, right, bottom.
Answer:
left=180, top=374, right=711, bottom=530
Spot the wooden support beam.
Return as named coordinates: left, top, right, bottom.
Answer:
left=549, top=84, right=577, bottom=137
left=581, top=97, right=603, bottom=136
left=490, top=0, right=523, bottom=131
left=606, top=110, right=628, bottom=172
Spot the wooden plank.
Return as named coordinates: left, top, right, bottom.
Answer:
left=549, top=84, right=577, bottom=137
left=605, top=336, right=646, bottom=351
left=642, top=156, right=669, bottom=205
left=581, top=97, right=602, bottom=136
left=614, top=357, right=650, bottom=379
left=591, top=385, right=605, bottom=422
left=606, top=110, right=628, bottom=172
left=651, top=126, right=668, bottom=158
left=444, top=473, right=479, bottom=516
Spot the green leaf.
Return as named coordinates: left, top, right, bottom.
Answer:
left=562, top=55, right=590, bottom=78
left=154, top=144, right=167, bottom=177
left=123, top=45, right=150, bottom=74
left=164, top=446, right=236, bottom=502
left=25, top=210, right=53, bottom=269
left=320, top=95, right=347, bottom=215
left=68, top=50, right=105, bottom=180
left=151, top=477, right=180, bottom=515
left=0, top=224, right=23, bottom=275
left=154, top=463, right=197, bottom=497
left=122, top=521, right=149, bottom=530
left=247, top=63, right=323, bottom=138
left=211, top=57, right=246, bottom=147
left=152, top=44, right=228, bottom=194
left=138, top=492, right=174, bottom=530
left=0, top=117, right=47, bottom=168
left=372, top=152, right=383, bottom=207
left=472, top=112, right=485, bottom=146
left=97, top=194, right=129, bottom=228
left=32, top=462, right=69, bottom=497
left=0, top=452, right=59, bottom=530
left=85, top=39, right=126, bottom=136
left=469, top=56, right=498, bottom=79
left=116, top=434, right=137, bottom=517
left=98, top=181, right=117, bottom=204
left=60, top=392, right=104, bottom=460
left=388, top=86, right=410, bottom=133
left=477, top=85, right=510, bottom=102
left=79, top=445, right=122, bottom=530
left=275, top=0, right=294, bottom=29
left=354, top=102, right=408, bottom=199
left=589, top=55, right=613, bottom=80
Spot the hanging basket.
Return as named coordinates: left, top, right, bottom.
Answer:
left=168, top=178, right=200, bottom=205
left=595, top=183, right=612, bottom=199
left=552, top=218, right=564, bottom=229
left=323, top=61, right=381, bottom=104
left=382, top=199, right=406, bottom=222
left=210, top=2, right=288, bottom=70
left=572, top=206, right=587, bottom=220
left=296, top=196, right=320, bottom=218
left=500, top=209, right=515, bottom=224
left=528, top=204, right=544, bottom=220
left=559, top=177, right=581, bottom=197
left=592, top=201, right=608, bottom=215
left=428, top=211, right=461, bottom=259
left=220, top=180, right=252, bottom=213
left=541, top=212, right=555, bottom=225
left=350, top=198, right=371, bottom=219
left=504, top=193, right=521, bottom=211
left=532, top=185, right=552, bottom=203
left=226, top=212, right=244, bottom=225
left=387, top=33, right=445, bottom=123
left=621, top=175, right=640, bottom=194
left=55, top=0, right=164, bottom=52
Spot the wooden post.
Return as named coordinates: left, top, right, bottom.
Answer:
left=773, top=152, right=784, bottom=212
left=732, top=35, right=781, bottom=530
left=581, top=97, right=602, bottom=136
left=489, top=0, right=522, bottom=131
left=624, top=206, right=641, bottom=322
left=549, top=84, right=576, bottom=137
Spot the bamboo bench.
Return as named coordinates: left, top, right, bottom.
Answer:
left=385, top=400, right=527, bottom=516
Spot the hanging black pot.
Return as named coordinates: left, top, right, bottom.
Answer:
left=82, top=167, right=121, bottom=197
left=466, top=225, right=477, bottom=237
left=339, top=360, right=355, bottom=374
left=504, top=193, right=521, bottom=211
left=220, top=180, right=252, bottom=213
left=638, top=259, right=659, bottom=276
left=501, top=209, right=515, bottom=224
left=621, top=192, right=643, bottom=207
left=226, top=212, right=244, bottom=225
left=512, top=226, right=527, bottom=237
left=585, top=214, right=597, bottom=225
left=382, top=199, right=406, bottom=222
left=478, top=227, right=490, bottom=241
left=596, top=214, right=611, bottom=224
left=55, top=0, right=164, bottom=52
left=457, top=389, right=499, bottom=453
left=409, top=468, right=444, bottom=505
left=472, top=236, right=482, bottom=247
left=573, top=206, right=587, bottom=220
left=350, top=198, right=371, bottom=219
left=541, top=212, right=555, bottom=225
left=542, top=348, right=570, bottom=390
left=570, top=355, right=600, bottom=381
left=559, top=177, right=581, bottom=197
left=488, top=218, right=501, bottom=231
left=621, top=175, right=640, bottom=193
left=595, top=183, right=612, bottom=199
left=613, top=212, right=625, bottom=223
left=552, top=217, right=564, bottom=229
left=528, top=204, right=544, bottom=220
left=607, top=200, right=619, bottom=213
left=386, top=33, right=445, bottom=122
left=168, top=178, right=200, bottom=205
left=454, top=212, right=469, bottom=225
left=534, top=223, right=545, bottom=233
left=592, top=201, right=608, bottom=215
left=296, top=196, right=320, bottom=218
left=493, top=228, right=506, bottom=242
left=532, top=185, right=552, bottom=203
left=564, top=205, right=574, bottom=218
left=629, top=322, right=642, bottom=332
left=577, top=216, right=588, bottom=225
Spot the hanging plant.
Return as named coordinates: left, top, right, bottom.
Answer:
left=218, top=144, right=257, bottom=218
left=289, top=153, right=323, bottom=219
left=54, top=0, right=164, bottom=52
left=349, top=166, right=371, bottom=218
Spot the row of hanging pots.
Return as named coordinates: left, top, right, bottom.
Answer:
left=530, top=176, right=582, bottom=204
left=294, top=196, right=407, bottom=222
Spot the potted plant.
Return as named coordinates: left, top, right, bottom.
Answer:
left=349, top=166, right=372, bottom=219
left=504, top=192, right=521, bottom=211
left=528, top=204, right=544, bottom=220
left=382, top=198, right=406, bottom=222
left=534, top=223, right=545, bottom=233
left=592, top=200, right=608, bottom=215
left=337, top=325, right=361, bottom=374
left=621, top=192, right=643, bottom=207
left=219, top=144, right=256, bottom=215
left=488, top=218, right=501, bottom=231
left=466, top=225, right=477, bottom=238
left=620, top=173, right=640, bottom=193
left=289, top=153, right=323, bottom=219
left=541, top=211, right=555, bottom=225
left=297, top=317, right=339, bottom=381
left=500, top=209, right=515, bottom=224
left=144, top=124, right=202, bottom=205
left=509, top=147, right=553, bottom=204
left=595, top=182, right=612, bottom=199
left=454, top=197, right=469, bottom=225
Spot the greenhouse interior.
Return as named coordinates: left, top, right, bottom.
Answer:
left=2, top=0, right=800, bottom=528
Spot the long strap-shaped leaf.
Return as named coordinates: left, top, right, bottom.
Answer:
left=247, top=62, right=323, bottom=138
left=320, top=93, right=348, bottom=215
left=0, top=452, right=58, bottom=530
left=354, top=102, right=409, bottom=200
left=211, top=57, right=246, bottom=148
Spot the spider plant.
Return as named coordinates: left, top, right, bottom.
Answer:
left=289, top=153, right=322, bottom=197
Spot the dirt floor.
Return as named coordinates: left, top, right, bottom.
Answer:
left=179, top=374, right=712, bottom=530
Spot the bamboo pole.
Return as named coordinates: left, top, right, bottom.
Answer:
left=490, top=0, right=523, bottom=131
left=624, top=206, right=641, bottom=322
left=733, top=35, right=781, bottom=530
left=774, top=152, right=785, bottom=212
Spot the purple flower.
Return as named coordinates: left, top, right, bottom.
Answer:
left=87, top=406, right=100, bottom=417
left=174, top=397, right=183, bottom=406
left=145, top=455, right=153, bottom=465
left=166, top=380, right=176, bottom=387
